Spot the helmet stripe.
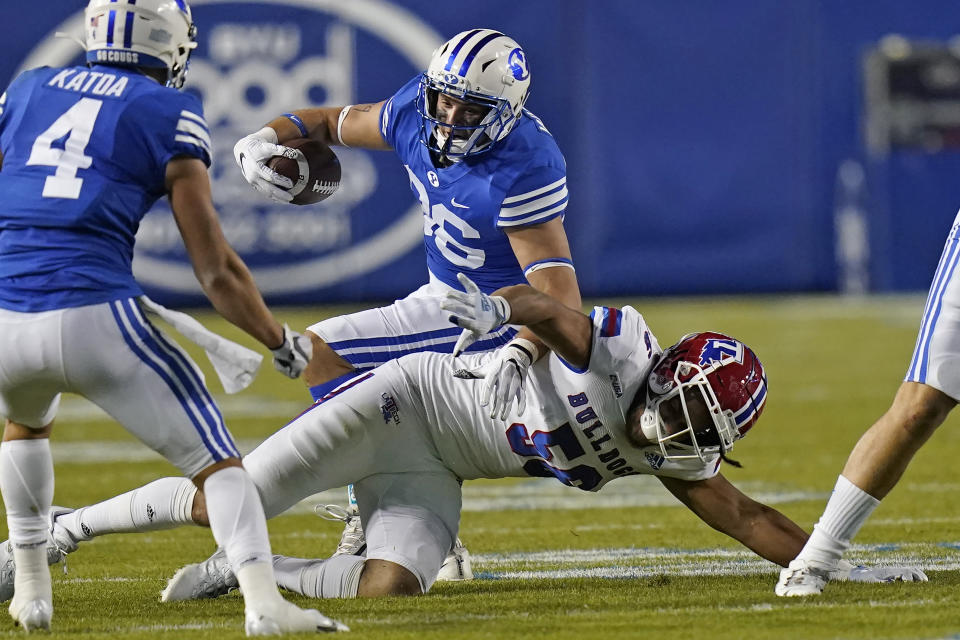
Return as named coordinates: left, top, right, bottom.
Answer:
left=443, top=29, right=482, bottom=72
left=456, top=31, right=504, bottom=77
left=733, top=374, right=767, bottom=426
left=106, top=9, right=117, bottom=47
left=123, top=1, right=136, bottom=49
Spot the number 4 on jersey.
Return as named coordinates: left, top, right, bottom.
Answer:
left=26, top=97, right=103, bottom=199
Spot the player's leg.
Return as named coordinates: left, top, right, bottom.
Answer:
left=270, top=470, right=461, bottom=599
left=60, top=299, right=343, bottom=632
left=1, top=421, right=55, bottom=631
left=306, top=282, right=516, bottom=572
left=777, top=219, right=960, bottom=596
left=0, top=308, right=66, bottom=630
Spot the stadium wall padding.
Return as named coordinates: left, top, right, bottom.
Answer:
left=2, top=0, right=959, bottom=304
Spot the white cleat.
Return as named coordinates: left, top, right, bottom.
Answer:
left=9, top=597, right=52, bottom=632
left=161, top=548, right=238, bottom=602
left=775, top=559, right=831, bottom=597
left=315, top=504, right=366, bottom=556
left=436, top=538, right=473, bottom=582
left=0, top=508, right=74, bottom=604
left=244, top=600, right=348, bottom=635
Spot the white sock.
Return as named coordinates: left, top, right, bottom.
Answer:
left=273, top=554, right=364, bottom=598
left=798, top=474, right=880, bottom=565
left=203, top=466, right=281, bottom=609
left=59, top=477, right=197, bottom=541
left=0, top=440, right=54, bottom=603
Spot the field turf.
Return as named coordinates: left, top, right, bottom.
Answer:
left=3, top=294, right=959, bottom=639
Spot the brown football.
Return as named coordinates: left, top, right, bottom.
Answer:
left=266, top=138, right=341, bottom=205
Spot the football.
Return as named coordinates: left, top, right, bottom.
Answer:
left=266, top=137, right=341, bottom=205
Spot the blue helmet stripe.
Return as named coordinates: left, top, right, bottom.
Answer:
left=174, top=0, right=188, bottom=9
left=106, top=9, right=116, bottom=46
left=457, top=31, right=504, bottom=77
left=443, top=29, right=482, bottom=72
left=123, top=0, right=136, bottom=49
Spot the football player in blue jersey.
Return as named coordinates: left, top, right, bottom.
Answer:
left=0, top=0, right=344, bottom=634
left=232, top=28, right=582, bottom=579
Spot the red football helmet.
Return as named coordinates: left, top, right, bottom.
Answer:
left=638, top=332, right=767, bottom=462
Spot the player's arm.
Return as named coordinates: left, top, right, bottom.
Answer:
left=505, top=217, right=582, bottom=360
left=444, top=277, right=592, bottom=370
left=265, top=103, right=392, bottom=150
left=657, top=474, right=807, bottom=567
left=165, top=156, right=285, bottom=350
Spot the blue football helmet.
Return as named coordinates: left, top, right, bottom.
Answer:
left=417, top=29, right=531, bottom=160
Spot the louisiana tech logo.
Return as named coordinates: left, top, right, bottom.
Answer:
left=698, top=339, right=744, bottom=367
left=16, top=0, right=443, bottom=303
left=507, top=48, right=529, bottom=81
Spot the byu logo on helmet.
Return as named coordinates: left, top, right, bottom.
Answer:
left=698, top=339, right=744, bottom=367
left=508, top=48, right=529, bottom=80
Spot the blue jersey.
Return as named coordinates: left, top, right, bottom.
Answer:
left=380, top=76, right=568, bottom=294
left=0, top=65, right=211, bottom=312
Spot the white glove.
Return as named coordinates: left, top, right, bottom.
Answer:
left=440, top=272, right=512, bottom=356
left=452, top=339, right=537, bottom=420
left=233, top=127, right=294, bottom=203
left=832, top=560, right=928, bottom=583
left=270, top=325, right=311, bottom=378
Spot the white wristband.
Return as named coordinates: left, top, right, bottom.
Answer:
left=507, top=338, right=540, bottom=363
left=336, top=105, right=353, bottom=147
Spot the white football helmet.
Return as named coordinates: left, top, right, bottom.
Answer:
left=84, top=0, right=198, bottom=89
left=417, top=29, right=531, bottom=160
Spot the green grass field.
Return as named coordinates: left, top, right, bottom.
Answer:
left=4, top=294, right=960, bottom=639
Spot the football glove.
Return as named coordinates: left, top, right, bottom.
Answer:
left=832, top=560, right=928, bottom=583
left=440, top=272, right=512, bottom=356
left=452, top=339, right=537, bottom=420
left=270, top=325, right=311, bottom=378
left=233, top=127, right=294, bottom=203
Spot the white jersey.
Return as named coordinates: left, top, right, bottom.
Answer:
left=399, top=305, right=720, bottom=488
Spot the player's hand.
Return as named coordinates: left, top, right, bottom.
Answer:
left=452, top=339, right=535, bottom=420
left=440, top=272, right=511, bottom=356
left=831, top=561, right=928, bottom=583
left=233, top=128, right=295, bottom=203
left=270, top=325, right=311, bottom=378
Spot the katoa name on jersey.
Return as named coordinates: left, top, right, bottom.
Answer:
left=47, top=68, right=129, bottom=97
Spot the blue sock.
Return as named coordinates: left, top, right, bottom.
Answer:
left=309, top=371, right=360, bottom=402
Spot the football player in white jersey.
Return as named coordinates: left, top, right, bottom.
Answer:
left=775, top=212, right=960, bottom=596
left=13, top=275, right=924, bottom=602
left=0, top=0, right=342, bottom=633
left=233, top=29, right=581, bottom=577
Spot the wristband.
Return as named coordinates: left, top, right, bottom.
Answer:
left=337, top=105, right=353, bottom=147
left=507, top=338, right=540, bottom=362
left=282, top=112, right=309, bottom=138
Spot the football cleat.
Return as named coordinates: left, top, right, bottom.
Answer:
left=160, top=547, right=238, bottom=602
left=316, top=504, right=366, bottom=556
left=244, top=600, right=348, bottom=635
left=8, top=597, right=53, bottom=632
left=0, top=508, right=74, bottom=603
left=775, top=558, right=831, bottom=597
left=435, top=538, right=473, bottom=582
left=48, top=506, right=82, bottom=556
